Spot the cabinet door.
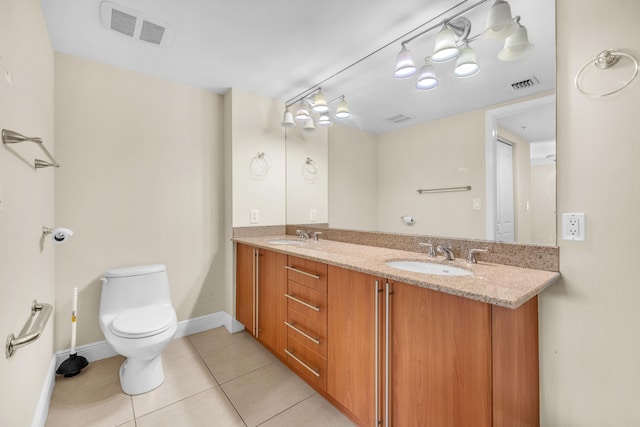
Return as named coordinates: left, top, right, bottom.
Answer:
left=327, top=266, right=379, bottom=427
left=235, top=243, right=255, bottom=334
left=257, top=248, right=287, bottom=358
left=391, top=282, right=492, bottom=427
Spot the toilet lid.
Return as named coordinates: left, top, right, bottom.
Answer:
left=111, top=305, right=175, bottom=338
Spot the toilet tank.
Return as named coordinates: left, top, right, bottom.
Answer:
left=100, top=264, right=173, bottom=315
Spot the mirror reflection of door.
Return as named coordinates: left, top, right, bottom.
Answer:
left=496, top=140, right=515, bottom=242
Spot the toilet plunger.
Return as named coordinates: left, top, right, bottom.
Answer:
left=56, top=287, right=89, bottom=377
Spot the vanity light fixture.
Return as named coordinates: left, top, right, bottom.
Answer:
left=311, top=90, right=329, bottom=113
left=483, top=0, right=517, bottom=40
left=390, top=0, right=531, bottom=90
left=497, top=16, right=534, bottom=62
left=294, top=101, right=310, bottom=121
left=393, top=44, right=418, bottom=78
left=453, top=44, right=480, bottom=77
left=415, top=59, right=439, bottom=90
left=334, top=96, right=351, bottom=119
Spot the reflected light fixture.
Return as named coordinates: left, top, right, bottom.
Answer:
left=498, top=16, right=534, bottom=61
left=393, top=44, right=418, bottom=78
left=312, top=90, right=329, bottom=113
left=415, top=59, right=439, bottom=90
left=335, top=96, right=351, bottom=119
left=303, top=118, right=316, bottom=132
left=281, top=108, right=295, bottom=127
left=317, top=113, right=333, bottom=126
left=295, top=100, right=310, bottom=121
left=483, top=0, right=517, bottom=40
left=453, top=44, right=480, bottom=77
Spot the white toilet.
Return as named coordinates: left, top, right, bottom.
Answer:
left=99, top=264, right=177, bottom=395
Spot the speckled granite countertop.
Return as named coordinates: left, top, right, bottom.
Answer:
left=233, top=235, right=560, bottom=309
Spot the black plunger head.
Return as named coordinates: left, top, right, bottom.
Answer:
left=56, top=353, right=89, bottom=378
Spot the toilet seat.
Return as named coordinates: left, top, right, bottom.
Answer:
left=111, top=305, right=175, bottom=338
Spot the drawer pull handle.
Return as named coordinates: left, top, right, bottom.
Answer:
left=284, top=293, right=320, bottom=312
left=285, top=265, right=321, bottom=280
left=285, top=321, right=321, bottom=345
left=285, top=349, right=320, bottom=377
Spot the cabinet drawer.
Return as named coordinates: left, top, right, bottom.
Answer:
left=286, top=256, right=327, bottom=293
left=286, top=335, right=327, bottom=391
left=286, top=281, right=327, bottom=324
left=286, top=308, right=327, bottom=357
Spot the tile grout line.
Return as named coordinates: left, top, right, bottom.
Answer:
left=254, top=393, right=319, bottom=427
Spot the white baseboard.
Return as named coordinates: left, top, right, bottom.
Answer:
left=38, top=310, right=241, bottom=426
left=32, top=355, right=57, bottom=427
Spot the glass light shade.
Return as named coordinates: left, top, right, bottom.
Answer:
left=312, top=91, right=329, bottom=113
left=498, top=23, right=534, bottom=61
left=281, top=109, right=295, bottom=127
left=335, top=98, right=351, bottom=119
left=394, top=45, right=417, bottom=78
left=483, top=0, right=517, bottom=40
left=295, top=101, right=310, bottom=121
left=317, top=113, right=332, bottom=126
left=415, top=63, right=439, bottom=90
left=303, top=118, right=316, bottom=132
left=453, top=45, right=480, bottom=77
left=431, top=24, right=460, bottom=62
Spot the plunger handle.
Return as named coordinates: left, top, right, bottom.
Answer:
left=70, top=287, right=77, bottom=354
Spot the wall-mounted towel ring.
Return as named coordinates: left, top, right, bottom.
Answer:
left=302, top=157, right=318, bottom=183
left=575, top=49, right=639, bottom=97
left=250, top=152, right=272, bottom=180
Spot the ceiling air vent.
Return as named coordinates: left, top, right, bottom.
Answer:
left=509, top=76, right=540, bottom=92
left=100, top=2, right=174, bottom=46
left=386, top=114, right=414, bottom=124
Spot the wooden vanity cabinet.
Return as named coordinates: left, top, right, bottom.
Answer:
left=235, top=243, right=287, bottom=358
left=327, top=265, right=538, bottom=427
left=284, top=255, right=329, bottom=390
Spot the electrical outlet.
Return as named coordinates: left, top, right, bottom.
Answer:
left=250, top=209, right=259, bottom=224
left=473, top=198, right=482, bottom=210
left=562, top=213, right=585, bottom=241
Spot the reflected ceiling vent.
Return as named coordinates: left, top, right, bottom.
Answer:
left=386, top=113, right=415, bottom=124
left=509, top=76, right=539, bottom=91
left=100, top=2, right=174, bottom=46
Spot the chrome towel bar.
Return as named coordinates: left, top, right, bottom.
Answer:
left=6, top=300, right=53, bottom=358
left=417, top=185, right=471, bottom=194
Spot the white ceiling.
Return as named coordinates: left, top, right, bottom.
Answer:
left=41, top=0, right=556, bottom=134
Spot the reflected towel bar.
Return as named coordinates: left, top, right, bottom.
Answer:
left=417, top=185, right=471, bottom=194
left=6, top=300, right=53, bottom=358
left=2, top=129, right=60, bottom=169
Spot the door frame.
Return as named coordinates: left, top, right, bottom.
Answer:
left=485, top=94, right=555, bottom=241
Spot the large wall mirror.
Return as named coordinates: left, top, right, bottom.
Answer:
left=285, top=0, right=556, bottom=246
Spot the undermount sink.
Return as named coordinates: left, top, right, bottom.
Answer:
left=267, top=239, right=305, bottom=245
left=385, top=260, right=473, bottom=276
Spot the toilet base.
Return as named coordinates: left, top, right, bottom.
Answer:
left=119, top=355, right=165, bottom=395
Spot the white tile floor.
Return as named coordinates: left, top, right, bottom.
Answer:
left=46, top=327, right=355, bottom=427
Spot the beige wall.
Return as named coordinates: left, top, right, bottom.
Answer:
left=328, top=124, right=378, bottom=230
left=286, top=124, right=328, bottom=225
left=377, top=109, right=487, bottom=238
left=54, top=53, right=225, bottom=349
left=0, top=0, right=55, bottom=425
left=541, top=0, right=640, bottom=425
left=230, top=88, right=286, bottom=227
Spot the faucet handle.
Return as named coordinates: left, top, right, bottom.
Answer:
left=418, top=242, right=436, bottom=258
left=312, top=231, right=323, bottom=241
left=467, top=248, right=489, bottom=264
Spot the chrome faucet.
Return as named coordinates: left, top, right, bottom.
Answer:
left=467, top=248, right=489, bottom=264
left=312, top=231, right=323, bottom=242
left=418, top=242, right=436, bottom=258
left=296, top=229, right=310, bottom=240
left=436, top=245, right=455, bottom=261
